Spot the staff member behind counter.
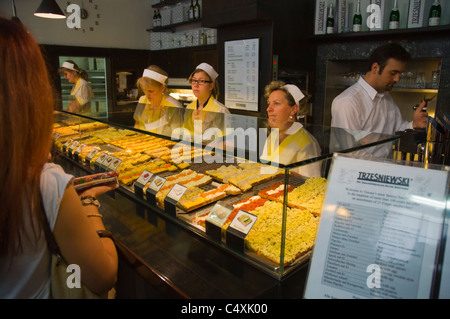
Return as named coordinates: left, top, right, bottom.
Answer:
left=59, top=60, right=94, bottom=114
left=331, top=42, right=428, bottom=158
left=261, top=81, right=322, bottom=177
left=134, top=65, right=183, bottom=136
left=182, top=63, right=230, bottom=139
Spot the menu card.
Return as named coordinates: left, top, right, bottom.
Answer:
left=224, top=38, right=259, bottom=112
left=305, top=155, right=449, bottom=299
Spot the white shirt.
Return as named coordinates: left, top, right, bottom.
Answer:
left=331, top=76, right=412, bottom=157
left=0, top=163, right=73, bottom=299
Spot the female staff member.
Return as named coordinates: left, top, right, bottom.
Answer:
left=134, top=65, right=183, bottom=136
left=261, top=81, right=322, bottom=177
left=182, top=63, right=230, bottom=139
left=0, top=17, right=117, bottom=298
left=59, top=60, right=94, bottom=114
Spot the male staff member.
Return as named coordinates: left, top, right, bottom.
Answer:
left=331, top=42, right=428, bottom=158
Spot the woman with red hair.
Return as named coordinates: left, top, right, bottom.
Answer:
left=0, top=17, right=117, bottom=299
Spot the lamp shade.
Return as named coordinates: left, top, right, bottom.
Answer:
left=34, top=0, right=66, bottom=19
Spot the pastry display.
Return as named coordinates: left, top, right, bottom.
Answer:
left=53, top=114, right=325, bottom=271
left=71, top=121, right=109, bottom=132
left=245, top=200, right=319, bottom=265
left=221, top=195, right=268, bottom=231
left=258, top=182, right=295, bottom=202
left=206, top=162, right=284, bottom=192
left=284, top=177, right=327, bottom=215
left=154, top=169, right=213, bottom=208
left=257, top=178, right=327, bottom=216
left=177, top=183, right=241, bottom=212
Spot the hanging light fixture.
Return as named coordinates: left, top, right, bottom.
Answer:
left=34, top=0, right=66, bottom=19
left=11, top=0, right=23, bottom=24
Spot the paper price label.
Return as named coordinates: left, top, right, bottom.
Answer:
left=108, top=158, right=122, bottom=170
left=74, top=143, right=86, bottom=154
left=148, top=176, right=166, bottom=192
left=86, top=148, right=99, bottom=162
left=136, top=171, right=153, bottom=186
left=166, top=183, right=187, bottom=202
left=228, top=210, right=257, bottom=235
left=95, top=152, right=109, bottom=165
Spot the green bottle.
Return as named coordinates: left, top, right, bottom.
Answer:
left=353, top=0, right=362, bottom=32
left=389, top=0, right=400, bottom=30
left=326, top=4, right=334, bottom=34
left=428, top=0, right=441, bottom=26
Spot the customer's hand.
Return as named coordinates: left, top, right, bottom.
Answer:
left=79, top=182, right=119, bottom=199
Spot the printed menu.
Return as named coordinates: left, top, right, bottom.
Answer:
left=305, top=155, right=449, bottom=299
left=224, top=38, right=259, bottom=112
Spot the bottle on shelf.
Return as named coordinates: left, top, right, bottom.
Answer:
left=428, top=0, right=441, bottom=26
left=326, top=3, right=334, bottom=34
left=153, top=10, right=157, bottom=27
left=201, top=29, right=207, bottom=45
left=352, top=0, right=362, bottom=32
left=389, top=0, right=400, bottom=30
left=188, top=0, right=195, bottom=21
left=156, top=10, right=161, bottom=27
left=194, top=0, right=201, bottom=20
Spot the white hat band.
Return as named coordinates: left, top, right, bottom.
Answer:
left=143, top=69, right=168, bottom=84
left=196, top=63, right=218, bottom=81
left=61, top=61, right=76, bottom=72
left=283, top=84, right=305, bottom=104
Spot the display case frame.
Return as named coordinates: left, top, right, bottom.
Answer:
left=52, top=109, right=400, bottom=279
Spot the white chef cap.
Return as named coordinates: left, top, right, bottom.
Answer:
left=195, top=63, right=219, bottom=81
left=283, top=84, right=305, bottom=105
left=142, top=69, right=168, bottom=84
left=61, top=61, right=77, bottom=72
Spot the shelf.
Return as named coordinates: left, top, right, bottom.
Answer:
left=147, top=20, right=202, bottom=33
left=152, top=0, right=186, bottom=9
left=328, top=85, right=439, bottom=94
left=311, top=24, right=450, bottom=41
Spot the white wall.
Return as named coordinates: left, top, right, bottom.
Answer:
left=0, top=0, right=153, bottom=49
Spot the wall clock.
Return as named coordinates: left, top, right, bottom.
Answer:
left=68, top=0, right=101, bottom=32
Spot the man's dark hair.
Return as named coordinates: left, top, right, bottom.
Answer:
left=368, top=42, right=411, bottom=74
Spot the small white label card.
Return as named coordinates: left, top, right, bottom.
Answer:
left=74, top=143, right=86, bottom=154
left=166, top=183, right=187, bottom=203
left=68, top=140, right=79, bottom=153
left=52, top=132, right=62, bottom=140
left=206, top=202, right=233, bottom=227
left=95, top=152, right=109, bottom=165
left=86, top=148, right=99, bottom=162
left=108, top=157, right=122, bottom=171
left=305, top=155, right=449, bottom=299
left=135, top=170, right=153, bottom=187
left=228, top=210, right=258, bottom=235
left=148, top=176, right=166, bottom=192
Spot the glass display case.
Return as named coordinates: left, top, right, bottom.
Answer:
left=52, top=109, right=399, bottom=279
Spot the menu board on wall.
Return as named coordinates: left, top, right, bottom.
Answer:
left=224, top=38, right=259, bottom=112
left=305, top=155, right=449, bottom=299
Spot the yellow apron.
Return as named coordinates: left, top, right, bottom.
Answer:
left=134, top=94, right=182, bottom=136
left=261, top=122, right=322, bottom=177
left=182, top=96, right=229, bottom=138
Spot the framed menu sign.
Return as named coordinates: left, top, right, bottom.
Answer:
left=305, top=154, right=449, bottom=299
left=224, top=38, right=259, bottom=112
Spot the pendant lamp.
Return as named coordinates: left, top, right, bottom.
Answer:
left=34, top=0, right=66, bottom=19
